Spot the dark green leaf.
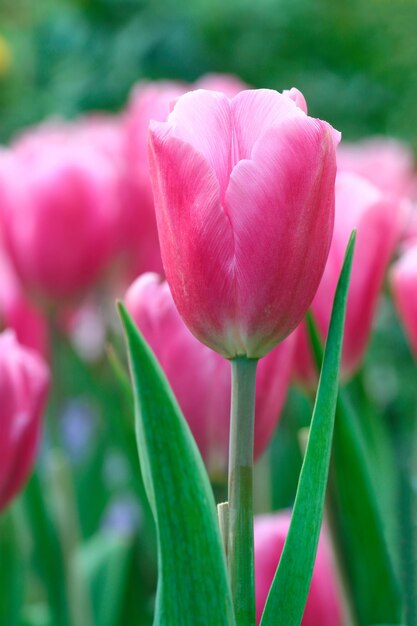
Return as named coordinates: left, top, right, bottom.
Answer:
left=260, top=231, right=355, bottom=626
left=118, top=304, right=235, bottom=626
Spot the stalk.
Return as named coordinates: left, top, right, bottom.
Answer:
left=227, top=356, right=258, bottom=626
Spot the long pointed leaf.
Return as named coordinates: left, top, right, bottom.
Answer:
left=260, top=232, right=355, bottom=626
left=307, top=311, right=403, bottom=623
left=118, top=304, right=235, bottom=626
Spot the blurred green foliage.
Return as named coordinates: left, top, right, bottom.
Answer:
left=0, top=0, right=417, bottom=145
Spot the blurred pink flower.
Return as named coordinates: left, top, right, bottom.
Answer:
left=391, top=242, right=417, bottom=359
left=0, top=120, right=121, bottom=302
left=126, top=273, right=294, bottom=477
left=0, top=248, right=48, bottom=358
left=337, top=137, right=416, bottom=200
left=254, top=511, right=343, bottom=626
left=294, top=171, right=405, bottom=384
left=0, top=331, right=49, bottom=512
left=148, top=88, right=338, bottom=358
left=122, top=74, right=248, bottom=279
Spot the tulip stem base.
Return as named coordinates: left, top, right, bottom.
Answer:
left=227, top=356, right=258, bottom=626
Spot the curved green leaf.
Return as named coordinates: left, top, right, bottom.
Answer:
left=260, top=232, right=355, bottom=626
left=118, top=304, right=235, bottom=626
left=307, top=309, right=403, bottom=623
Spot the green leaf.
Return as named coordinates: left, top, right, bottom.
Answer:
left=260, top=232, right=356, bottom=626
left=307, top=313, right=403, bottom=623
left=0, top=509, right=23, bottom=626
left=330, top=393, right=403, bottom=623
left=118, top=304, right=235, bottom=626
left=76, top=532, right=133, bottom=626
left=22, top=470, right=70, bottom=626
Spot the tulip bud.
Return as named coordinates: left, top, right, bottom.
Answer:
left=294, top=171, right=405, bottom=384
left=126, top=273, right=294, bottom=477
left=148, top=88, right=339, bottom=359
left=0, top=121, right=121, bottom=302
left=0, top=331, right=49, bottom=512
left=254, top=511, right=343, bottom=626
left=391, top=242, right=417, bottom=359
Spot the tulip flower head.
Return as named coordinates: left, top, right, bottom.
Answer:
left=0, top=331, right=49, bottom=512
left=254, top=511, right=343, bottom=626
left=126, top=273, right=294, bottom=476
left=148, top=88, right=339, bottom=358
left=0, top=122, right=121, bottom=302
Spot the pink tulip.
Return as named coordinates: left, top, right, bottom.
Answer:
left=391, top=242, right=417, bottom=359
left=0, top=120, right=121, bottom=301
left=122, top=74, right=247, bottom=279
left=0, top=330, right=49, bottom=511
left=255, top=511, right=343, bottom=625
left=337, top=138, right=417, bottom=200
left=148, top=88, right=339, bottom=358
left=126, top=273, right=294, bottom=476
left=0, top=248, right=48, bottom=358
left=294, top=171, right=405, bottom=383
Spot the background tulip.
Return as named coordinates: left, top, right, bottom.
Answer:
left=254, top=511, right=343, bottom=626
left=0, top=121, right=121, bottom=302
left=148, top=88, right=339, bottom=359
left=0, top=331, right=49, bottom=512
left=337, top=138, right=416, bottom=200
left=294, top=171, right=405, bottom=384
left=391, top=242, right=417, bottom=360
left=126, top=272, right=294, bottom=476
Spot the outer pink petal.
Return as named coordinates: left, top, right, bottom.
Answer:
left=148, top=127, right=236, bottom=356
left=282, top=87, right=308, bottom=114
left=225, top=115, right=337, bottom=357
left=165, top=90, right=232, bottom=200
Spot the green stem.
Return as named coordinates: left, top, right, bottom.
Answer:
left=227, top=356, right=258, bottom=626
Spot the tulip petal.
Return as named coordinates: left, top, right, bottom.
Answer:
left=166, top=90, right=232, bottom=200
left=149, top=127, right=237, bottom=355
left=231, top=89, right=303, bottom=162
left=226, top=116, right=336, bottom=356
